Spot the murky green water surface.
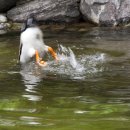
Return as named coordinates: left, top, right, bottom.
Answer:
left=0, top=25, right=130, bottom=130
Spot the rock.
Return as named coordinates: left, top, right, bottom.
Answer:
left=117, top=0, right=130, bottom=25
left=0, top=23, right=11, bottom=30
left=80, top=0, right=130, bottom=26
left=16, top=0, right=33, bottom=5
left=0, top=29, right=7, bottom=34
left=0, top=0, right=17, bottom=12
left=0, top=14, right=11, bottom=30
left=7, top=0, right=81, bottom=23
left=0, top=14, right=7, bottom=23
left=99, top=1, right=117, bottom=26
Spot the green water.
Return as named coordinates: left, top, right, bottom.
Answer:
left=0, top=25, right=130, bottom=130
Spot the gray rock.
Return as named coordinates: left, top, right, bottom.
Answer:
left=0, top=0, right=17, bottom=12
left=0, top=14, right=7, bottom=23
left=0, top=23, right=11, bottom=30
left=7, top=0, right=81, bottom=23
left=0, top=13, right=11, bottom=31
left=117, top=0, right=130, bottom=25
left=0, top=29, right=7, bottom=34
left=80, top=0, right=130, bottom=26
left=17, top=0, right=33, bottom=5
left=80, top=0, right=109, bottom=25
left=99, top=2, right=117, bottom=26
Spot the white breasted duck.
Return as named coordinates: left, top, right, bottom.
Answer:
left=19, top=16, right=58, bottom=66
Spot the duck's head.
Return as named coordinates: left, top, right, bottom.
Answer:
left=21, top=16, right=37, bottom=32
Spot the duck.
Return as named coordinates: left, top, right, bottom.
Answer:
left=19, top=16, right=58, bottom=67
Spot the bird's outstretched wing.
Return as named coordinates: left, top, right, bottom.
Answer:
left=19, top=42, right=23, bottom=61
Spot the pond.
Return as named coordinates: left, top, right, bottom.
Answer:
left=0, top=24, right=130, bottom=130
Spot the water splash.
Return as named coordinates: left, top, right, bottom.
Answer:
left=43, top=45, right=106, bottom=80
left=57, top=45, right=80, bottom=69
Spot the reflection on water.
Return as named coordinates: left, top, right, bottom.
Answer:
left=20, top=63, right=43, bottom=101
left=0, top=26, right=130, bottom=129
